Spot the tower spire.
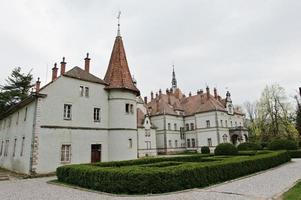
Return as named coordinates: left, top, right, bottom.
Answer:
left=171, top=64, right=177, bottom=91
left=117, top=11, right=121, bottom=37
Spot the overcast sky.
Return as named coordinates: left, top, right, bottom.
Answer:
left=0, top=0, right=300, bottom=105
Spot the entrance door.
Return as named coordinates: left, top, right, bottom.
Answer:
left=91, top=144, right=101, bottom=163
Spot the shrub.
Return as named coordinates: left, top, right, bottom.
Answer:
left=237, top=142, right=262, bottom=151
left=288, top=150, right=301, bottom=158
left=268, top=139, right=298, bottom=150
left=214, top=143, right=238, bottom=155
left=201, top=146, right=210, bottom=154
left=56, top=151, right=290, bottom=194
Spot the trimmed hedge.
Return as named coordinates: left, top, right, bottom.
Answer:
left=201, top=146, right=210, bottom=154
left=237, top=142, right=262, bottom=151
left=214, top=143, right=238, bottom=155
left=56, top=151, right=290, bottom=194
left=288, top=150, right=301, bottom=158
left=268, top=139, right=298, bottom=150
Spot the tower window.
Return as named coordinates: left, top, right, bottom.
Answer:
left=128, top=138, right=133, bottom=148
left=94, top=108, right=101, bottom=122
left=190, top=123, right=194, bottom=130
left=61, top=144, right=71, bottom=163
left=206, top=120, right=210, bottom=128
left=186, top=123, right=189, bottom=131
left=168, top=123, right=171, bottom=130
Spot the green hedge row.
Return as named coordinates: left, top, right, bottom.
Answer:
left=90, top=154, right=214, bottom=167
left=288, top=150, right=301, bottom=158
left=56, top=151, right=290, bottom=194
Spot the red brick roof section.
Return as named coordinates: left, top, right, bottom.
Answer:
left=104, top=36, right=140, bottom=95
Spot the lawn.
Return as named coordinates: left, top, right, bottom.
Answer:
left=282, top=181, right=301, bottom=200
left=56, top=151, right=290, bottom=194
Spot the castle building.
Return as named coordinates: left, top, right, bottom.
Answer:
left=0, top=23, right=247, bottom=175
left=145, top=69, right=248, bottom=154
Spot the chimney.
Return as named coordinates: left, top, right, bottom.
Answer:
left=144, top=96, right=148, bottom=104
left=197, top=90, right=200, bottom=95
left=214, top=88, right=217, bottom=99
left=84, top=53, right=91, bottom=73
left=206, top=86, right=210, bottom=99
left=189, top=92, right=192, bottom=97
left=151, top=91, right=154, bottom=100
left=155, top=92, right=158, bottom=99
left=60, top=57, right=66, bottom=75
left=36, top=78, right=41, bottom=93
left=166, top=88, right=169, bottom=94
left=159, top=89, right=162, bottom=96
left=200, top=89, right=204, bottom=94
left=52, top=63, right=58, bottom=81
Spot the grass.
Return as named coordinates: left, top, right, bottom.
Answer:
left=282, top=181, right=301, bottom=200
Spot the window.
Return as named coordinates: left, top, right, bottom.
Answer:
left=231, top=121, right=233, bottom=127
left=187, top=139, right=191, bottom=148
left=85, top=87, right=89, bottom=97
left=64, top=104, right=72, bottom=120
left=0, top=140, right=3, bottom=156
left=13, top=139, right=17, bottom=157
left=223, top=134, right=228, bottom=143
left=180, top=127, right=185, bottom=139
left=24, top=107, right=28, bottom=121
left=61, top=144, right=71, bottom=163
left=145, top=141, right=151, bottom=150
left=225, top=120, right=228, bottom=127
left=220, top=120, right=223, bottom=127
left=20, top=137, right=25, bottom=156
left=4, top=140, right=9, bottom=157
left=190, top=123, right=194, bottom=130
left=94, top=108, right=100, bottom=122
left=130, top=104, right=134, bottom=114
left=235, top=122, right=237, bottom=127
left=128, top=138, right=133, bottom=148
left=175, top=140, right=178, bottom=148
left=80, top=86, right=84, bottom=96
left=206, top=120, right=210, bottom=128
left=207, top=138, right=212, bottom=147
left=145, top=130, right=150, bottom=137
left=174, top=123, right=177, bottom=130
left=168, top=123, right=171, bottom=130
left=186, top=123, right=189, bottom=131
left=125, top=103, right=130, bottom=113
left=168, top=140, right=172, bottom=147
left=192, top=138, right=196, bottom=148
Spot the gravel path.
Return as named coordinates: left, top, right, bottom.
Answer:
left=0, top=159, right=300, bottom=200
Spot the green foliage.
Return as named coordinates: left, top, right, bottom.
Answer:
left=201, top=146, right=210, bottom=154
left=268, top=139, right=298, bottom=150
left=0, top=67, right=33, bottom=113
left=287, top=150, right=301, bottom=158
left=237, top=142, right=262, bottom=151
left=214, top=143, right=238, bottom=155
left=56, top=151, right=290, bottom=194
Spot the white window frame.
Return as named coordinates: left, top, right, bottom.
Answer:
left=80, top=86, right=84, bottom=96
left=85, top=87, right=89, bottom=97
left=20, top=136, right=25, bottom=156
left=64, top=104, right=72, bottom=120
left=60, top=144, right=71, bottom=163
left=94, top=108, right=101, bottom=122
left=207, top=138, right=212, bottom=147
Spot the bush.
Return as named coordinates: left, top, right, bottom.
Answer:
left=214, top=143, right=238, bottom=155
left=268, top=139, right=298, bottom=150
left=288, top=150, right=301, bottom=158
left=201, top=146, right=210, bottom=154
left=237, top=142, right=262, bottom=151
left=56, top=151, right=290, bottom=194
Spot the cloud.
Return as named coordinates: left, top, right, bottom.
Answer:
left=0, top=0, right=300, bottom=106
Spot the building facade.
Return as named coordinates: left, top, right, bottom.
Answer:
left=0, top=26, right=247, bottom=175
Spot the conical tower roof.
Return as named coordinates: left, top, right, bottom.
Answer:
left=104, top=35, right=140, bottom=95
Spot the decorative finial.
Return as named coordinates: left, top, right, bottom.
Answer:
left=117, top=11, right=121, bottom=37
left=62, top=57, right=65, bottom=62
left=86, top=53, right=89, bottom=58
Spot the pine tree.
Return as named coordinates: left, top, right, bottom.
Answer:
left=0, top=67, right=34, bottom=113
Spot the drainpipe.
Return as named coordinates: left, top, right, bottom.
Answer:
left=214, top=106, right=221, bottom=145
left=163, top=109, right=167, bottom=154
left=29, top=94, right=39, bottom=175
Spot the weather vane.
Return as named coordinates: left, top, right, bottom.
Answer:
left=117, top=11, right=121, bottom=36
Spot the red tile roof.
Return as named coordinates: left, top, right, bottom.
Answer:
left=104, top=36, right=140, bottom=95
